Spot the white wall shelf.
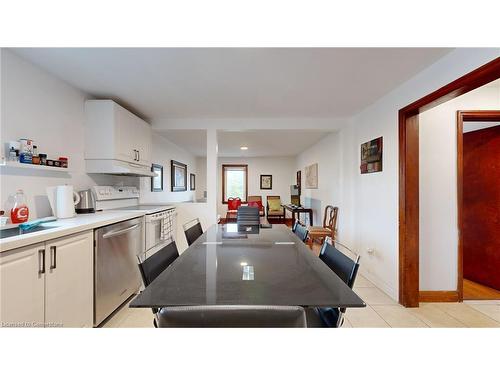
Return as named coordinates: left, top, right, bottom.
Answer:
left=0, top=161, right=73, bottom=173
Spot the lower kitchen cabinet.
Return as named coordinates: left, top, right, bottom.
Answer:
left=0, top=243, right=46, bottom=327
left=45, top=231, right=94, bottom=327
left=0, top=230, right=94, bottom=328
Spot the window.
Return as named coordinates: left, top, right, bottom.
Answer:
left=222, top=164, right=248, bottom=203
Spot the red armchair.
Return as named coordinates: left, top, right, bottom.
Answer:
left=226, top=197, right=242, bottom=221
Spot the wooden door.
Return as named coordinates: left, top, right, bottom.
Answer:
left=45, top=231, right=94, bottom=327
left=0, top=243, right=46, bottom=327
left=463, top=125, right=500, bottom=291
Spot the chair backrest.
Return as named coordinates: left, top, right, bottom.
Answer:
left=138, top=241, right=179, bottom=287
left=247, top=195, right=263, bottom=210
left=183, top=218, right=203, bottom=246
left=294, top=221, right=309, bottom=242
left=156, top=305, right=306, bottom=328
left=266, top=195, right=281, bottom=209
left=227, top=197, right=242, bottom=211
left=322, top=205, right=339, bottom=232
left=237, top=206, right=260, bottom=226
left=319, top=241, right=360, bottom=289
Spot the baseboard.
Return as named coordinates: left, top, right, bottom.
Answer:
left=419, top=290, right=459, bottom=302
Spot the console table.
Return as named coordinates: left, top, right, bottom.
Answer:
left=282, top=204, right=313, bottom=226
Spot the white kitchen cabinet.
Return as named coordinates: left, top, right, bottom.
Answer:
left=0, top=231, right=94, bottom=328
left=45, top=231, right=94, bottom=328
left=85, top=99, right=152, bottom=168
left=0, top=243, right=45, bottom=327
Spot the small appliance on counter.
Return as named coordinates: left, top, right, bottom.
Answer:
left=75, top=189, right=96, bottom=214
left=46, top=185, right=81, bottom=218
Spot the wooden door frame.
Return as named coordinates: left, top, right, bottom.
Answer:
left=456, top=110, right=500, bottom=301
left=398, top=57, right=500, bottom=307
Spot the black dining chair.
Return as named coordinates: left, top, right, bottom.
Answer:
left=183, top=218, right=203, bottom=246
left=156, top=305, right=307, bottom=328
left=237, top=206, right=260, bottom=226
left=307, top=240, right=360, bottom=328
left=137, top=241, right=179, bottom=326
left=293, top=221, right=309, bottom=243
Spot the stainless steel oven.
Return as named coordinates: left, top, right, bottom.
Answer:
left=94, top=217, right=143, bottom=326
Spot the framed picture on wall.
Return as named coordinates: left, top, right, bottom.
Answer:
left=360, top=136, right=383, bottom=174
left=260, top=174, right=272, bottom=189
left=305, top=163, right=318, bottom=189
left=151, top=164, right=163, bottom=192
left=171, top=160, right=187, bottom=192
left=190, top=173, right=196, bottom=191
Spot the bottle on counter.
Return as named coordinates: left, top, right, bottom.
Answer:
left=10, top=189, right=29, bottom=224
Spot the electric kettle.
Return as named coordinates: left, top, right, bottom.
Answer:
left=75, top=189, right=96, bottom=214
left=46, top=185, right=81, bottom=218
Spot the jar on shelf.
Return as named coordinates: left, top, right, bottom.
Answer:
left=58, top=157, right=68, bottom=168
left=39, top=154, right=47, bottom=165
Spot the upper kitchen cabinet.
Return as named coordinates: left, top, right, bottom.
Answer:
left=84, top=100, right=154, bottom=176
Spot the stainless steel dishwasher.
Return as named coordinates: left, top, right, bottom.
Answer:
left=94, top=217, right=143, bottom=326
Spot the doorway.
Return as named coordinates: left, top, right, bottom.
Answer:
left=457, top=111, right=500, bottom=300
left=398, top=57, right=500, bottom=307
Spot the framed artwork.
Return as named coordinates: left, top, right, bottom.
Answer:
left=171, top=160, right=187, bottom=192
left=190, top=173, right=196, bottom=191
left=260, top=174, right=272, bottom=189
left=360, top=136, right=383, bottom=174
left=305, top=163, right=318, bottom=189
left=151, top=164, right=163, bottom=192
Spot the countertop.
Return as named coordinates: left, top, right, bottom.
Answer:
left=0, top=210, right=146, bottom=253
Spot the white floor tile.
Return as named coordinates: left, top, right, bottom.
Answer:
left=371, top=305, right=428, bottom=327
left=354, top=286, right=397, bottom=305
left=467, top=304, right=500, bottom=323
left=345, top=305, right=390, bottom=327
left=432, top=303, right=500, bottom=328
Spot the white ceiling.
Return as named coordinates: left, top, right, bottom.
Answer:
left=157, top=129, right=332, bottom=157
left=11, top=48, right=451, bottom=120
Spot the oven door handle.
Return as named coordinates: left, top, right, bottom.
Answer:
left=102, top=224, right=140, bottom=239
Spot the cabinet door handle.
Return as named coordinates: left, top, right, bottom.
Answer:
left=134, top=150, right=138, bottom=161
left=137, top=150, right=140, bottom=161
left=38, top=249, right=45, bottom=274
left=50, top=246, right=57, bottom=270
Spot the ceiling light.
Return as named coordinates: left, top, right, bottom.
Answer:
left=240, top=146, right=248, bottom=150
left=240, top=262, right=248, bottom=266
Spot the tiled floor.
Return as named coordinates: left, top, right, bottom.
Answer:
left=102, top=273, right=500, bottom=328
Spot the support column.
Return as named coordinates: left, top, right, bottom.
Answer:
left=206, top=129, right=218, bottom=225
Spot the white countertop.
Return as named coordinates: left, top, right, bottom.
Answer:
left=0, top=210, right=146, bottom=253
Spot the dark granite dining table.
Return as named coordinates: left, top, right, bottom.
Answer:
left=130, top=224, right=366, bottom=309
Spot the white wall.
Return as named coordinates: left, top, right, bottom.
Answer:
left=140, top=131, right=197, bottom=203
left=419, top=84, right=500, bottom=291
left=217, top=156, right=295, bottom=217
left=0, top=49, right=136, bottom=220
left=295, top=132, right=342, bottom=225
left=295, top=48, right=500, bottom=300
left=195, top=157, right=207, bottom=200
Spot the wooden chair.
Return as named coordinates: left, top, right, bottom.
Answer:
left=247, top=195, right=265, bottom=217
left=308, top=205, right=338, bottom=249
left=266, top=195, right=285, bottom=222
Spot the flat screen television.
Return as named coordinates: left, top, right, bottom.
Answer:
left=290, top=185, right=300, bottom=206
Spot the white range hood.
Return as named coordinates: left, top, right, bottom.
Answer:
left=85, top=159, right=155, bottom=177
